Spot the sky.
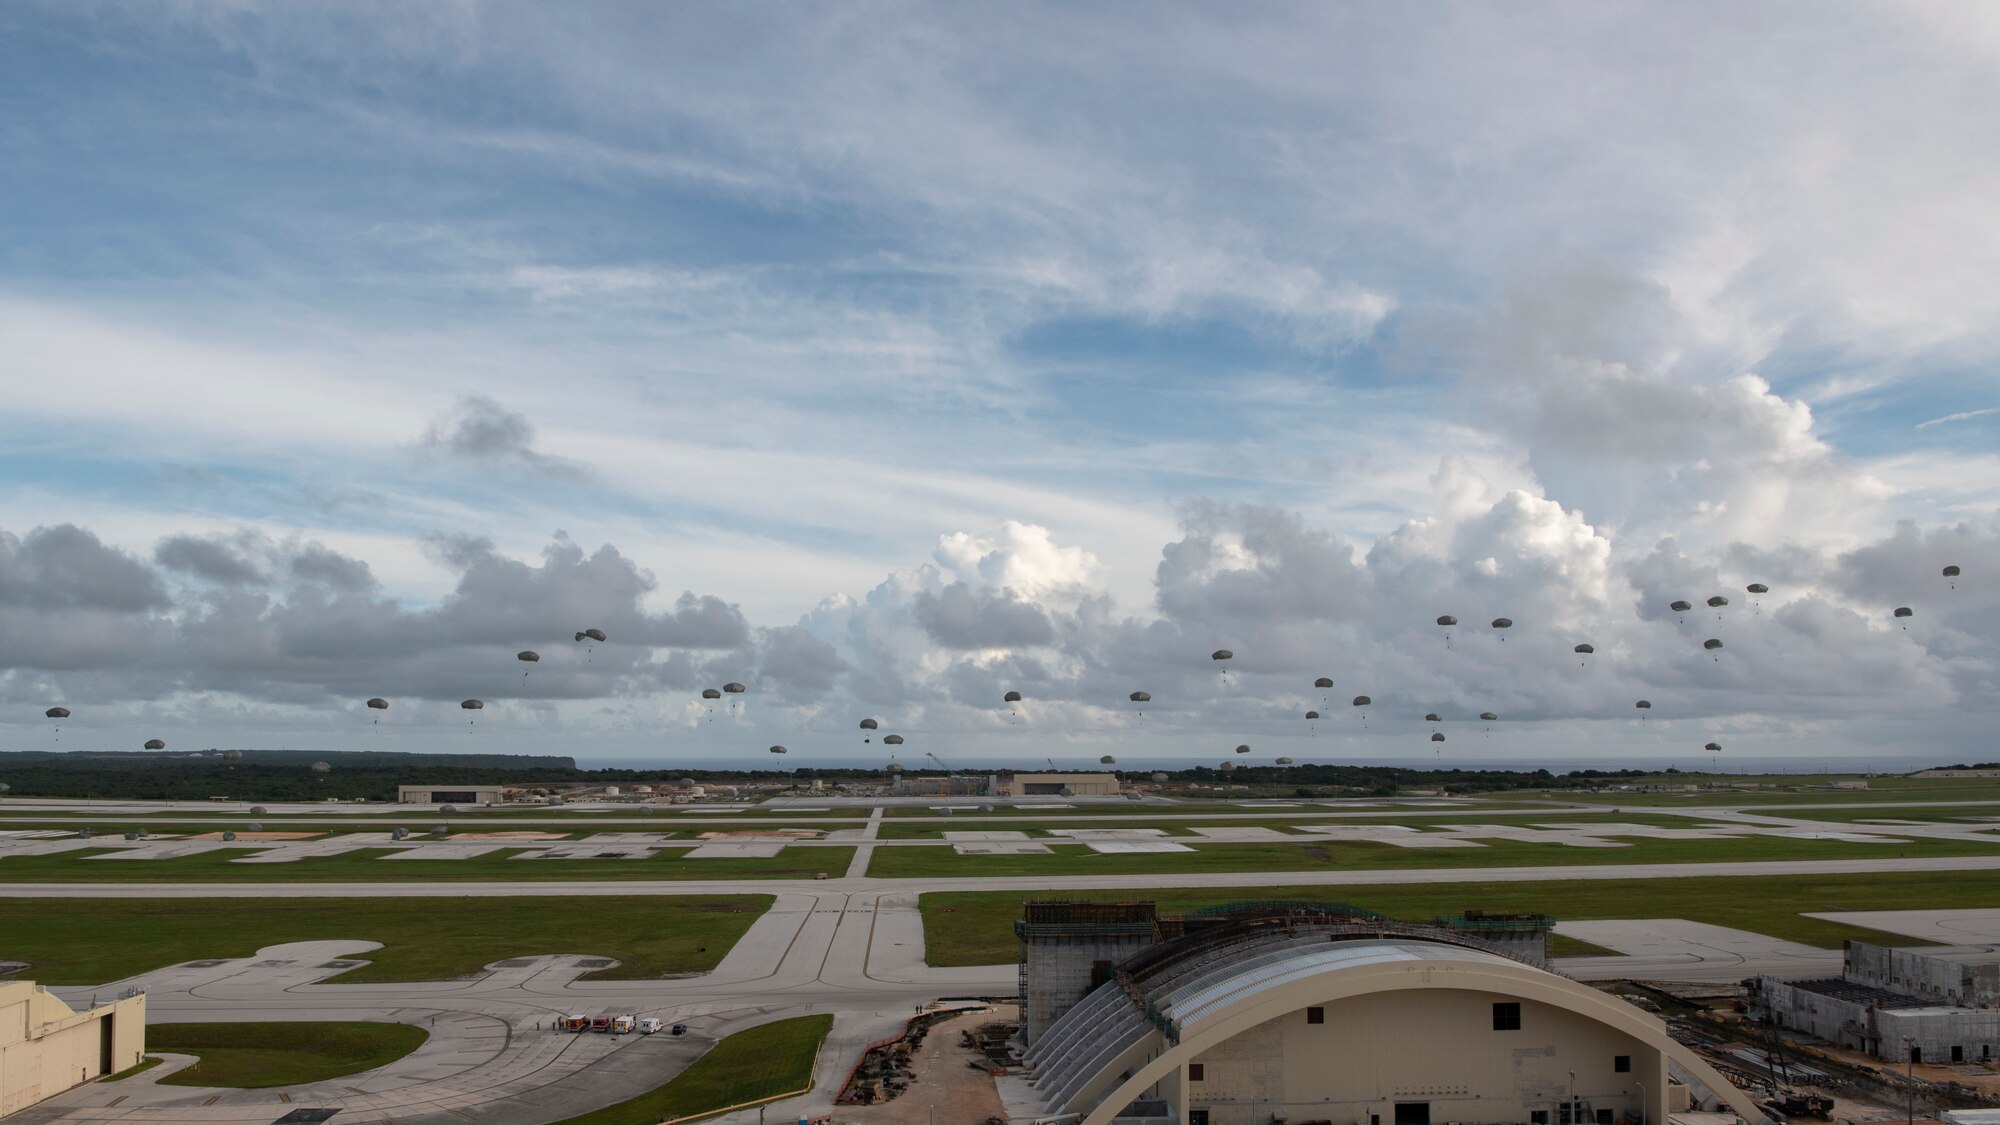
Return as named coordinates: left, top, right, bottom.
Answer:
left=2, top=2, right=1998, bottom=767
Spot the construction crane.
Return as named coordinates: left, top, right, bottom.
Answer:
left=925, top=752, right=951, bottom=772
left=1046, top=757, right=1058, bottom=771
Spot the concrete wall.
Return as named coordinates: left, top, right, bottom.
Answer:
left=1020, top=930, right=1157, bottom=1046
left=1006, top=773, right=1119, bottom=796
left=0, top=982, right=146, bottom=1117
left=1180, top=989, right=1663, bottom=1125
left=1759, top=978, right=1872, bottom=1050
left=1876, top=1008, right=2000, bottom=1065
left=1847, top=942, right=2000, bottom=1010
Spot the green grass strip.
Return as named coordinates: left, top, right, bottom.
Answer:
left=148, top=1021, right=427, bottom=1088
left=918, top=869, right=2000, bottom=965
left=0, top=895, right=769, bottom=985
left=548, top=1014, right=833, bottom=1125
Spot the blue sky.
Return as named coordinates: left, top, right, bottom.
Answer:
left=2, top=2, right=1998, bottom=765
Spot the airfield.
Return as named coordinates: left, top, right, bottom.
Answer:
left=8, top=777, right=2000, bottom=1124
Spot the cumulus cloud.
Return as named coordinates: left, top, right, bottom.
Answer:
left=420, top=395, right=589, bottom=481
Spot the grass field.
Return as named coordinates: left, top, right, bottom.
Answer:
left=0, top=895, right=770, bottom=984
left=872, top=811, right=1706, bottom=839
left=548, top=1014, right=833, bottom=1125
left=0, top=844, right=854, bottom=883
left=149, top=1021, right=428, bottom=1088
left=916, top=869, right=2000, bottom=965
left=866, top=829, right=2000, bottom=878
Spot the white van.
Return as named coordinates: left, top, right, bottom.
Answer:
left=636, top=1017, right=663, bottom=1035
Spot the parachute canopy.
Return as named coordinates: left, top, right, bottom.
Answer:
left=1944, top=565, right=1961, bottom=577
left=517, top=650, right=540, bottom=662
left=1275, top=756, right=1293, bottom=765
left=461, top=699, right=484, bottom=710
left=1234, top=744, right=1250, bottom=754
left=1100, top=755, right=1117, bottom=765
left=1129, top=691, right=1151, bottom=702
left=143, top=738, right=166, bottom=750
left=885, top=762, right=904, bottom=772
left=580, top=627, right=607, bottom=642
left=1436, top=615, right=1457, bottom=627
left=769, top=745, right=787, bottom=754
left=222, top=749, right=242, bottom=761
left=1574, top=643, right=1595, bottom=654
left=1003, top=690, right=1022, bottom=703
left=310, top=761, right=331, bottom=774
left=1704, top=742, right=1722, bottom=752
left=859, top=718, right=879, bottom=730
left=1635, top=700, right=1651, bottom=709
left=1490, top=617, right=1512, bottom=629
left=1670, top=600, right=1692, bottom=612
left=44, top=707, right=68, bottom=719
left=1211, top=649, right=1233, bottom=661
left=1707, top=596, right=1729, bottom=608
left=366, top=698, right=388, bottom=710
left=1351, top=695, right=1371, bottom=707
left=1479, top=712, right=1498, bottom=721
left=1314, top=677, right=1334, bottom=689
left=1424, top=712, right=1441, bottom=723
left=1431, top=732, right=1445, bottom=742
left=702, top=688, right=722, bottom=699
left=1305, top=710, right=1320, bottom=720
left=1746, top=583, right=1769, bottom=594
left=723, top=683, right=746, bottom=694
left=883, top=734, right=905, bottom=745
left=1703, top=638, right=1724, bottom=650
left=1894, top=606, right=1913, bottom=618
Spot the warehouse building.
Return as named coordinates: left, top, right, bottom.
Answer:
left=396, top=784, right=508, bottom=806
left=0, top=982, right=147, bottom=1117
left=1753, top=942, right=2000, bottom=1062
left=1016, top=900, right=1762, bottom=1125
left=1000, top=772, right=1121, bottom=797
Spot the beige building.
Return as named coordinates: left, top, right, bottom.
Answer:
left=1003, top=772, right=1120, bottom=797
left=1, top=982, right=146, bottom=1117
left=396, top=784, right=507, bottom=805
left=1025, top=929, right=1763, bottom=1125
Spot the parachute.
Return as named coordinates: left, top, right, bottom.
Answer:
left=1670, top=600, right=1692, bottom=612
left=1436, top=615, right=1457, bottom=647
left=366, top=698, right=388, bottom=710
left=1431, top=732, right=1445, bottom=743
left=310, top=761, right=331, bottom=775
left=517, top=650, right=539, bottom=661
left=1313, top=677, right=1334, bottom=689
left=1151, top=772, right=1170, bottom=783
left=1351, top=696, right=1371, bottom=707
left=1707, top=596, right=1728, bottom=608
left=1234, top=744, right=1250, bottom=755
left=883, top=734, right=905, bottom=746
left=1944, top=564, right=1961, bottom=589
left=859, top=718, right=879, bottom=729
left=769, top=745, right=787, bottom=755
left=1574, top=643, right=1594, bottom=654
left=222, top=749, right=242, bottom=762
left=885, top=762, right=904, bottom=773
left=460, top=699, right=483, bottom=725
left=1003, top=691, right=1022, bottom=702
left=1100, top=755, right=1117, bottom=765
left=1635, top=700, right=1651, bottom=709
left=580, top=628, right=607, bottom=642
left=702, top=688, right=721, bottom=699
left=1305, top=710, right=1320, bottom=720
left=1490, top=617, right=1512, bottom=642
left=1129, top=691, right=1151, bottom=701
left=1219, top=761, right=1236, bottom=771
left=1703, top=638, right=1723, bottom=650
left=1479, top=712, right=1498, bottom=721
left=723, top=683, right=745, bottom=694
left=1275, top=756, right=1293, bottom=765
left=1704, top=741, right=1722, bottom=753
left=1211, top=649, right=1233, bottom=661
left=1436, top=615, right=1458, bottom=626
left=1747, top=583, right=1768, bottom=593
left=143, top=738, right=166, bottom=750
left=1893, top=606, right=1913, bottom=618
left=1424, top=713, right=1441, bottom=723
left=44, top=707, right=68, bottom=719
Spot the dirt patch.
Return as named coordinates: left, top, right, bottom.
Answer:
left=451, top=831, right=570, bottom=840
left=831, top=1006, right=1015, bottom=1125
left=187, top=831, right=321, bottom=841
left=696, top=829, right=822, bottom=840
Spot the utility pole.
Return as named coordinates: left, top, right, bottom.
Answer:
left=1904, top=1035, right=1916, bottom=1125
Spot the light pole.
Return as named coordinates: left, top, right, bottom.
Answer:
left=1904, top=1035, right=1915, bottom=1125
left=1636, top=1079, right=1645, bottom=1125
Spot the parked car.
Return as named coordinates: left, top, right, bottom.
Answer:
left=670, top=1023, right=688, bottom=1036
left=636, top=1017, right=663, bottom=1035
left=591, top=1016, right=613, bottom=1033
